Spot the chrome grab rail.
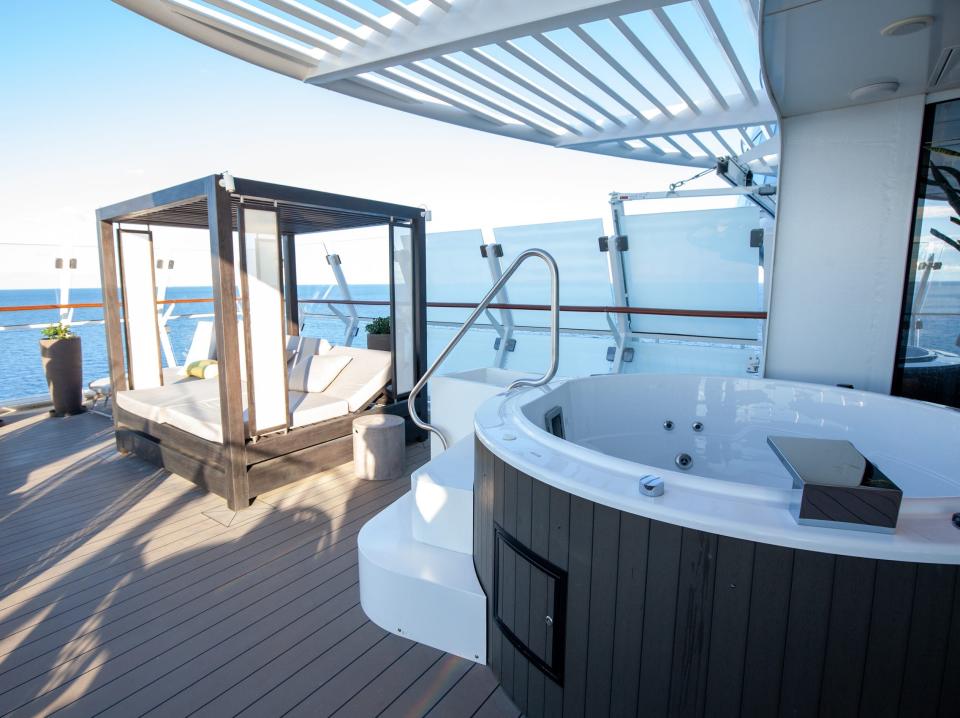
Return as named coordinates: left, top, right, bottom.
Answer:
left=407, top=249, right=560, bottom=451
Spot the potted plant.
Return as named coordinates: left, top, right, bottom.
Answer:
left=40, top=322, right=84, bottom=416
left=365, top=316, right=392, bottom=352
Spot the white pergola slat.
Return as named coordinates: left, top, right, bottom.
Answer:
left=112, top=0, right=779, bottom=172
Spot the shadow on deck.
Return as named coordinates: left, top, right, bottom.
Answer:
left=0, top=409, right=517, bottom=717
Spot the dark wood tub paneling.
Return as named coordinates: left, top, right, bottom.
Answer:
left=474, top=439, right=960, bottom=718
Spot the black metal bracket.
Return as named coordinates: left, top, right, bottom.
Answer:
left=606, top=346, right=634, bottom=362
left=598, top=235, right=628, bottom=252
left=480, top=243, right=503, bottom=258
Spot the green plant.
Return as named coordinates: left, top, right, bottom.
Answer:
left=365, top=316, right=390, bottom=335
left=41, top=322, right=75, bottom=340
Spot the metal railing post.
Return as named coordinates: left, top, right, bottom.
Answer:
left=407, top=249, right=560, bottom=451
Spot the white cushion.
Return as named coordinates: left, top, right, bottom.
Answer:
left=300, top=337, right=333, bottom=355
left=289, top=354, right=352, bottom=393
left=163, top=398, right=243, bottom=444
left=116, top=378, right=222, bottom=424
left=288, top=391, right=350, bottom=427
left=323, top=346, right=392, bottom=412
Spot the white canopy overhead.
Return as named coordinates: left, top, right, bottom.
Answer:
left=114, top=0, right=778, bottom=171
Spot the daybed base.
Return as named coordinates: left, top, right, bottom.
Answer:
left=115, top=399, right=416, bottom=503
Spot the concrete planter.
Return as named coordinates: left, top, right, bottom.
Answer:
left=366, top=333, right=391, bottom=352
left=40, top=337, right=84, bottom=416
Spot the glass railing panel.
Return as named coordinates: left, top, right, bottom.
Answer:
left=295, top=229, right=391, bottom=346
left=1, top=242, right=107, bottom=402
left=498, top=326, right=612, bottom=378
left=621, top=206, right=765, bottom=340
left=426, top=323, right=502, bottom=376
left=494, top=218, right=609, bottom=331
left=426, top=229, right=491, bottom=324
left=619, top=339, right=758, bottom=376
left=426, top=229, right=498, bottom=370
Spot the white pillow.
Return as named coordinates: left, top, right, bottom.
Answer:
left=289, top=354, right=352, bottom=393
left=288, top=336, right=332, bottom=365
left=301, top=337, right=333, bottom=356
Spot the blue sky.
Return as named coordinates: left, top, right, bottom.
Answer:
left=0, top=0, right=736, bottom=288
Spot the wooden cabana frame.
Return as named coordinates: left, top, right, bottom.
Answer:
left=96, top=174, right=428, bottom=510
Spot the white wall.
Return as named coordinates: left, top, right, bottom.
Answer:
left=764, top=95, right=925, bottom=393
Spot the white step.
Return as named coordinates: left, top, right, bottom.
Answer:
left=411, top=435, right=474, bottom=554
left=358, top=492, right=486, bottom=663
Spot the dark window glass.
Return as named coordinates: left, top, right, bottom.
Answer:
left=893, top=99, right=960, bottom=409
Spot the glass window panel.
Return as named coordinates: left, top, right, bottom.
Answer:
left=621, top=206, right=765, bottom=340
left=894, top=98, right=960, bottom=408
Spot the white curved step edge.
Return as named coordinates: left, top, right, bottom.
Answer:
left=411, top=436, right=474, bottom=554
left=358, top=492, right=487, bottom=663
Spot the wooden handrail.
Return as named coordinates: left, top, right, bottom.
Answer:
left=0, top=298, right=215, bottom=312
left=302, top=298, right=767, bottom=320
left=0, top=297, right=767, bottom=320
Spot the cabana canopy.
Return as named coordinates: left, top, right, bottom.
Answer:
left=96, top=174, right=428, bottom=510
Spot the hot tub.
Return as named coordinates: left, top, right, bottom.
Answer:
left=472, top=374, right=960, bottom=718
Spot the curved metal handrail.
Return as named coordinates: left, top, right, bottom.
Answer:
left=407, top=248, right=560, bottom=451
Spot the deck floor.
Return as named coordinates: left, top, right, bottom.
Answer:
left=0, top=408, right=517, bottom=718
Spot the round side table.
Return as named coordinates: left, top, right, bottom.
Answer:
left=352, top=414, right=405, bottom=481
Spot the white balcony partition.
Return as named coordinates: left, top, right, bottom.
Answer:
left=118, top=229, right=162, bottom=389
left=240, top=207, right=288, bottom=435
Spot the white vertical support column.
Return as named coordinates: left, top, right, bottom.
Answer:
left=326, top=253, right=359, bottom=346
left=55, top=249, right=76, bottom=326
left=480, top=239, right=514, bottom=368
left=155, top=258, right=177, bottom=368
left=606, top=195, right=631, bottom=373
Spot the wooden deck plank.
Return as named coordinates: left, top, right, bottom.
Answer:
left=328, top=643, right=445, bottom=717
left=0, top=479, right=404, bottom=647
left=0, top=409, right=513, bottom=718
left=425, top=662, right=501, bottom=716
left=0, top=472, right=390, bottom=616
left=378, top=652, right=474, bottom=717
left=0, top=486, right=406, bottom=694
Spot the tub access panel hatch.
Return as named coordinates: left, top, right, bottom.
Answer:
left=493, top=524, right=567, bottom=684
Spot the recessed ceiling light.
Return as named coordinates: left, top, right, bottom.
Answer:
left=850, top=81, right=900, bottom=102
left=881, top=15, right=934, bottom=37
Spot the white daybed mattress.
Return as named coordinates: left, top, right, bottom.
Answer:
left=116, top=345, right=392, bottom=443
left=323, top=346, right=392, bottom=412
